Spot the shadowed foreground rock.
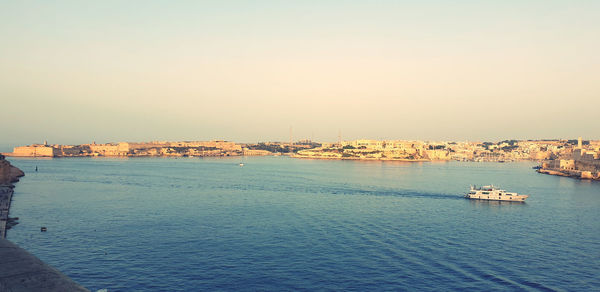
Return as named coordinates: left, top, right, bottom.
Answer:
left=0, top=238, right=89, bottom=291
left=0, top=154, right=24, bottom=185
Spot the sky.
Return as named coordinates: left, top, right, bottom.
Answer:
left=1, top=0, right=599, bottom=147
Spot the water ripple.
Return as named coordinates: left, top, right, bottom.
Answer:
left=6, top=157, right=600, bottom=291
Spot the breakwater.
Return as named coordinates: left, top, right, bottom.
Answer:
left=537, top=168, right=600, bottom=180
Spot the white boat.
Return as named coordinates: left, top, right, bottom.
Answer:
left=465, top=185, right=528, bottom=202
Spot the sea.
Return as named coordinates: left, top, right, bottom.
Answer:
left=6, top=156, right=600, bottom=291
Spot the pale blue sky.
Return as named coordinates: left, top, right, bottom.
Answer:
left=1, top=1, right=599, bottom=147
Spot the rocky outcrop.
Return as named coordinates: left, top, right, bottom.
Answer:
left=0, top=155, right=24, bottom=185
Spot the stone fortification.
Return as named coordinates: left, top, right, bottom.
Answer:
left=10, top=145, right=58, bottom=157
left=540, top=147, right=600, bottom=180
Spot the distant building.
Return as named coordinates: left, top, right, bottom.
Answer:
left=11, top=145, right=59, bottom=157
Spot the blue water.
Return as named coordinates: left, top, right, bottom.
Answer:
left=6, top=157, right=600, bottom=291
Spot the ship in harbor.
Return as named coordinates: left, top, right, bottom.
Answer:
left=465, top=185, right=529, bottom=202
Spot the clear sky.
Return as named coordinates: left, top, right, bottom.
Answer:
left=1, top=1, right=599, bottom=147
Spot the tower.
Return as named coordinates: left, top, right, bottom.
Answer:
left=578, top=137, right=582, bottom=149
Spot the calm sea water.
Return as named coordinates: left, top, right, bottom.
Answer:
left=7, top=157, right=600, bottom=291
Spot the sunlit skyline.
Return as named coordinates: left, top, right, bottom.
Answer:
left=1, top=1, right=599, bottom=147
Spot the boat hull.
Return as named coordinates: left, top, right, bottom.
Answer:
left=464, top=194, right=528, bottom=202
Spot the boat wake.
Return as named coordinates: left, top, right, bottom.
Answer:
left=219, top=183, right=460, bottom=200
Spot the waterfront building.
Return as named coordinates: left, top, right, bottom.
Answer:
left=11, top=145, right=59, bottom=157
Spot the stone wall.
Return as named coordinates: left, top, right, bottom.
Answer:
left=11, top=146, right=58, bottom=157
left=0, top=239, right=89, bottom=292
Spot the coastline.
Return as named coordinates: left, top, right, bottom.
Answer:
left=291, top=154, right=429, bottom=162
left=537, top=168, right=600, bottom=181
left=0, top=186, right=15, bottom=239
left=0, top=155, right=24, bottom=239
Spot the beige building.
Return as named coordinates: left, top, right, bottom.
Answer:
left=559, top=159, right=575, bottom=170
left=11, top=145, right=59, bottom=157
left=87, top=144, right=128, bottom=156
left=243, top=149, right=272, bottom=156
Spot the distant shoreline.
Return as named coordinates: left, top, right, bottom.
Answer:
left=3, top=154, right=280, bottom=159
left=5, top=154, right=537, bottom=163
left=291, top=155, right=428, bottom=162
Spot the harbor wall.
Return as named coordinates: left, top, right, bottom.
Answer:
left=0, top=238, right=89, bottom=292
